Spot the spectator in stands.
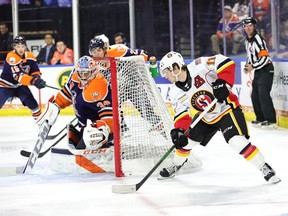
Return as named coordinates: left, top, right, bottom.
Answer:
left=232, top=0, right=249, bottom=21
left=279, top=20, right=288, bottom=49
left=252, top=0, right=271, bottom=39
left=36, top=34, right=56, bottom=65
left=0, top=23, right=13, bottom=63
left=113, top=32, right=130, bottom=47
left=210, top=5, right=244, bottom=55
left=50, top=40, right=74, bottom=65
left=276, top=18, right=288, bottom=58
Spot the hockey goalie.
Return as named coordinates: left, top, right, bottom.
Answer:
left=36, top=55, right=115, bottom=173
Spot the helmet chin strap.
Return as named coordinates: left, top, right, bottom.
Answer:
left=171, top=66, right=182, bottom=82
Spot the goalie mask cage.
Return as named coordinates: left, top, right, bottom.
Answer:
left=94, top=56, right=175, bottom=177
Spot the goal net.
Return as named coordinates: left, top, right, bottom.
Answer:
left=98, top=56, right=175, bottom=177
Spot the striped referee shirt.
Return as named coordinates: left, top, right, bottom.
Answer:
left=245, top=32, right=272, bottom=71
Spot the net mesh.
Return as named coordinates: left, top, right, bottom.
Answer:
left=111, top=56, right=175, bottom=176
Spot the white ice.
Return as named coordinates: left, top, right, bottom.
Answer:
left=0, top=115, right=288, bottom=216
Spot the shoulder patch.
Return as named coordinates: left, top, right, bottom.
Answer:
left=6, top=51, right=22, bottom=65
left=194, top=57, right=201, bottom=65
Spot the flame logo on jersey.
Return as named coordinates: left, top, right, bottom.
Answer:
left=191, top=90, right=215, bottom=112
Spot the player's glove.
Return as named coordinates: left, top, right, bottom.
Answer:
left=170, top=128, right=188, bottom=149
left=212, top=79, right=229, bottom=102
left=83, top=120, right=110, bottom=150
left=31, top=76, right=46, bottom=89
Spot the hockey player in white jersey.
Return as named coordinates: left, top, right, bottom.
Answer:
left=158, top=51, right=280, bottom=184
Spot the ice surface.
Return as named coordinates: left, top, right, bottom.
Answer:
left=0, top=116, right=288, bottom=216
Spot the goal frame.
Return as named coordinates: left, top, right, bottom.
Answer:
left=93, top=56, right=123, bottom=177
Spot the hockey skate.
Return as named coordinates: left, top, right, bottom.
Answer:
left=261, top=163, right=281, bottom=184
left=251, top=120, right=263, bottom=128
left=261, top=121, right=278, bottom=129
left=158, top=159, right=187, bottom=180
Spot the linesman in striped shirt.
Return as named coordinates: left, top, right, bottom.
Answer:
left=243, top=17, right=277, bottom=129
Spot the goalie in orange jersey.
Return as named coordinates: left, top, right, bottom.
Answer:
left=88, top=35, right=165, bottom=135
left=36, top=55, right=113, bottom=150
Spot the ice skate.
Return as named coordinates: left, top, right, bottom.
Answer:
left=251, top=120, right=262, bottom=128
left=158, top=161, right=185, bottom=180
left=261, top=121, right=278, bottom=129
left=261, top=163, right=281, bottom=184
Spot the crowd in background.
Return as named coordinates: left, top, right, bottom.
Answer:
left=0, top=0, right=288, bottom=64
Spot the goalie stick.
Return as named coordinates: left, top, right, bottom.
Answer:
left=47, top=117, right=77, bottom=140
left=0, top=166, right=24, bottom=176
left=112, top=98, right=217, bottom=194
left=20, top=132, right=66, bottom=158
left=22, top=120, right=51, bottom=174
left=21, top=119, right=79, bottom=157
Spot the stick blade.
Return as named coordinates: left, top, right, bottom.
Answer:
left=112, top=184, right=137, bottom=194
left=0, top=166, right=24, bottom=176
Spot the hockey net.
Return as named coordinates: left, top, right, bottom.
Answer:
left=94, top=56, right=175, bottom=177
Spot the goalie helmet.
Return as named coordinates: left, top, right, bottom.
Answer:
left=159, top=51, right=185, bottom=77
left=74, top=55, right=97, bottom=83
left=13, top=35, right=26, bottom=46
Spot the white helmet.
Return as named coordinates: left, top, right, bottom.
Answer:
left=159, top=51, right=185, bottom=77
left=96, top=34, right=110, bottom=48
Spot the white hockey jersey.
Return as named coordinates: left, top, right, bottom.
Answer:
left=170, top=54, right=240, bottom=130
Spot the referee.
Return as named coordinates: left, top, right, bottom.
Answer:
left=243, top=17, right=277, bottom=129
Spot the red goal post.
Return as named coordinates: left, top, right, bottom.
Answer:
left=93, top=55, right=175, bottom=177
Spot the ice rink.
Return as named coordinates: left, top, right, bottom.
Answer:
left=0, top=115, right=288, bottom=216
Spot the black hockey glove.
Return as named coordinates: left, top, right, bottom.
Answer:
left=212, top=79, right=229, bottom=102
left=170, top=128, right=188, bottom=149
left=32, top=77, right=46, bottom=89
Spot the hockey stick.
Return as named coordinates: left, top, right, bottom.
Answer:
left=0, top=166, right=24, bottom=176
left=20, top=132, right=66, bottom=158
left=44, top=84, right=61, bottom=90
left=112, top=98, right=218, bottom=194
left=47, top=117, right=77, bottom=139
left=22, top=120, right=51, bottom=174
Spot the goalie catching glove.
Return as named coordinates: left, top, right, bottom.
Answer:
left=83, top=119, right=110, bottom=150
left=36, top=96, right=60, bottom=126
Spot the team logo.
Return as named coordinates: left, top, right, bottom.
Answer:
left=57, top=68, right=73, bottom=88
left=191, top=90, right=215, bottom=112
left=9, top=57, right=16, bottom=64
